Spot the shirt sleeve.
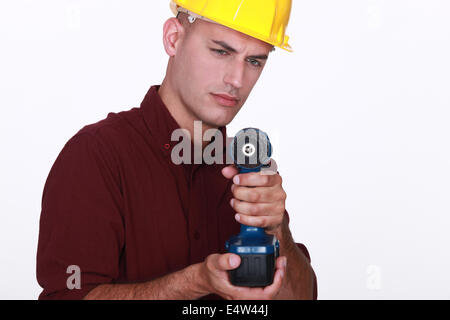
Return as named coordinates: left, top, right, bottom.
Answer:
left=284, top=209, right=318, bottom=300
left=36, top=131, right=124, bottom=299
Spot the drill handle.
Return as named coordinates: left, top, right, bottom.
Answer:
left=236, top=166, right=269, bottom=235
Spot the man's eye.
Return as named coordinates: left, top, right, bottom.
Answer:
left=247, top=58, right=262, bottom=67
left=211, top=49, right=229, bottom=56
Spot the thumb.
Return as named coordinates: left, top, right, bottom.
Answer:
left=221, top=165, right=239, bottom=180
left=214, top=253, right=241, bottom=271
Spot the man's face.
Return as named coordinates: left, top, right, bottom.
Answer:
left=171, top=17, right=273, bottom=128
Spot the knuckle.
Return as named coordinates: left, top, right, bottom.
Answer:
left=250, top=191, right=260, bottom=202
left=259, top=217, right=267, bottom=228
left=250, top=204, right=260, bottom=215
left=277, top=202, right=285, bottom=213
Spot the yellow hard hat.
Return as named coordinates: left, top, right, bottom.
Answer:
left=170, top=0, right=293, bottom=52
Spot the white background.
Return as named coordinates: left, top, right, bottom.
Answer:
left=1, top=0, right=449, bottom=299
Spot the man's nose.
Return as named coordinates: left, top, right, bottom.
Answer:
left=223, top=60, right=245, bottom=89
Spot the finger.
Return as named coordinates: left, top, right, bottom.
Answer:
left=274, top=256, right=287, bottom=289
left=231, top=199, right=274, bottom=216
left=210, top=253, right=241, bottom=271
left=234, top=172, right=282, bottom=188
left=261, top=266, right=285, bottom=298
left=235, top=213, right=283, bottom=229
left=261, top=256, right=287, bottom=297
left=276, top=256, right=288, bottom=273
left=231, top=198, right=285, bottom=217
left=221, top=165, right=239, bottom=180
left=232, top=185, right=286, bottom=204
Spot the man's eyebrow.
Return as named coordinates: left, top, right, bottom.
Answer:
left=211, top=40, right=269, bottom=60
left=212, top=40, right=238, bottom=53
left=247, top=54, right=268, bottom=60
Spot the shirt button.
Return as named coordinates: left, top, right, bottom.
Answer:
left=194, top=231, right=200, bottom=240
left=164, top=143, right=170, bottom=150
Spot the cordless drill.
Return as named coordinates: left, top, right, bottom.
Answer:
left=225, top=128, right=280, bottom=287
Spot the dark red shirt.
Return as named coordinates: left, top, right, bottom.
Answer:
left=36, top=85, right=315, bottom=299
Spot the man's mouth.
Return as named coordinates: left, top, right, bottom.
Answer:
left=210, top=93, right=240, bottom=107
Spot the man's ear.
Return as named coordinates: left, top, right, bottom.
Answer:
left=162, top=17, right=185, bottom=57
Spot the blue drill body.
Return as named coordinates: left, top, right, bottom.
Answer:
left=225, top=128, right=280, bottom=287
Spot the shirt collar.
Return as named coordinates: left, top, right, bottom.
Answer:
left=140, top=85, right=229, bottom=165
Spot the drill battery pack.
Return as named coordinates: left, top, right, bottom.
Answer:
left=226, top=226, right=279, bottom=287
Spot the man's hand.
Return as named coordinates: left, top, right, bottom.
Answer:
left=221, top=161, right=287, bottom=236
left=218, top=161, right=315, bottom=300
left=198, top=252, right=287, bottom=300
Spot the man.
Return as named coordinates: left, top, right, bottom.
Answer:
left=37, top=0, right=317, bottom=300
